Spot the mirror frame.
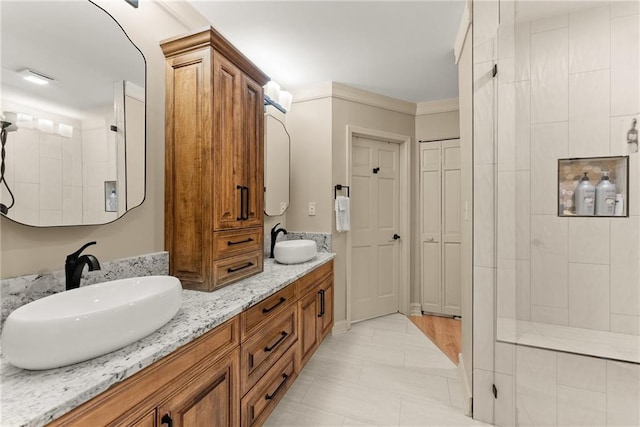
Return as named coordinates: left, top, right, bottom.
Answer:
left=263, top=108, right=290, bottom=217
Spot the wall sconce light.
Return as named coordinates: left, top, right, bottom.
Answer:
left=19, top=69, right=54, bottom=86
left=263, top=81, right=293, bottom=113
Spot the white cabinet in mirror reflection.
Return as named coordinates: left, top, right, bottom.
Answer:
left=264, top=105, right=290, bottom=216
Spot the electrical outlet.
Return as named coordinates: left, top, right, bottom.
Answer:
left=308, top=202, right=316, bottom=216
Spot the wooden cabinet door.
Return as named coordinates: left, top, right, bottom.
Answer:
left=318, top=278, right=333, bottom=341
left=130, top=410, right=157, bottom=427
left=240, top=74, right=263, bottom=227
left=165, top=48, right=213, bottom=289
left=157, top=348, right=239, bottom=427
left=298, top=290, right=320, bottom=367
left=213, top=53, right=243, bottom=231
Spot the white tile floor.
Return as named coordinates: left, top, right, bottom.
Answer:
left=264, top=313, right=492, bottom=427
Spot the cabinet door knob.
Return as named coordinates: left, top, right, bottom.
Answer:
left=161, top=414, right=173, bottom=427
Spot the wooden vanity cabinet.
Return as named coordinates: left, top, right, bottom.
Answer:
left=45, top=261, right=334, bottom=427
left=47, top=317, right=240, bottom=427
left=297, top=263, right=334, bottom=368
left=161, top=27, right=269, bottom=292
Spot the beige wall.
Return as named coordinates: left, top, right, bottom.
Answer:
left=285, top=97, right=333, bottom=234
left=286, top=85, right=462, bottom=325
left=0, top=1, right=201, bottom=278
left=332, top=96, right=416, bottom=324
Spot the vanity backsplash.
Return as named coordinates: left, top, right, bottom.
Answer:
left=264, top=231, right=332, bottom=255
left=1, top=252, right=169, bottom=332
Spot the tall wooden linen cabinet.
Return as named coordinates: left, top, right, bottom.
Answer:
left=161, top=27, right=269, bottom=291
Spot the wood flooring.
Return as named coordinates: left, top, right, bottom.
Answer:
left=409, top=314, right=461, bottom=365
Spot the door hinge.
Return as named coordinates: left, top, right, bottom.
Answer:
left=492, top=384, right=498, bottom=399
left=492, top=64, right=498, bottom=77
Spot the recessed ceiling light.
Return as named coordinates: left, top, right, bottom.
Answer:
left=18, top=69, right=54, bottom=86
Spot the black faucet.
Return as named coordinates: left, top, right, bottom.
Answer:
left=65, top=241, right=101, bottom=290
left=270, top=223, right=288, bottom=258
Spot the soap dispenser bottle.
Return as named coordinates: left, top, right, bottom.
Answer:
left=575, top=172, right=595, bottom=216
left=595, top=171, right=616, bottom=216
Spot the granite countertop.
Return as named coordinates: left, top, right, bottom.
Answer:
left=0, top=254, right=335, bottom=427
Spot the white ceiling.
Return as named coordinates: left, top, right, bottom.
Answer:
left=1, top=1, right=145, bottom=120
left=188, top=1, right=466, bottom=104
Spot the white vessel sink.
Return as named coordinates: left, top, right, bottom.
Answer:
left=1, top=276, right=182, bottom=370
left=274, top=240, right=317, bottom=264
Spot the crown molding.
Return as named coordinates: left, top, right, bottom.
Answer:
left=293, top=82, right=417, bottom=115
left=155, top=0, right=210, bottom=30
left=416, top=98, right=459, bottom=115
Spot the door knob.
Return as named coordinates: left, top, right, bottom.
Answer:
left=393, top=234, right=401, bottom=240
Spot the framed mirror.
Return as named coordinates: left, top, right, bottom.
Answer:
left=0, top=0, right=146, bottom=226
left=264, top=105, right=290, bottom=216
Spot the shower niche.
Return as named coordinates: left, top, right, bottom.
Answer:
left=558, top=155, right=629, bottom=218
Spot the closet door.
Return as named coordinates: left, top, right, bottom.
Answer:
left=420, top=143, right=442, bottom=314
left=420, top=140, right=461, bottom=316
left=441, top=140, right=461, bottom=316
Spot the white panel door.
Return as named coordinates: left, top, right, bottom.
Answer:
left=420, top=144, right=442, bottom=314
left=442, top=140, right=461, bottom=316
left=420, top=140, right=461, bottom=316
left=351, top=136, right=400, bottom=322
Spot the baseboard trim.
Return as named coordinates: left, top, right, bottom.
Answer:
left=457, top=353, right=473, bottom=417
left=409, top=303, right=423, bottom=317
left=332, top=320, right=350, bottom=335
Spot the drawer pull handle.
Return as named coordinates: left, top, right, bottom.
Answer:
left=262, top=296, right=286, bottom=314
left=227, top=237, right=254, bottom=246
left=227, top=262, right=254, bottom=273
left=265, top=373, right=289, bottom=401
left=161, top=414, right=173, bottom=427
left=318, top=289, right=325, bottom=317
left=264, top=331, right=288, bottom=352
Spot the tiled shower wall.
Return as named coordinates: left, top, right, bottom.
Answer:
left=2, top=103, right=117, bottom=226
left=472, top=1, right=640, bottom=426
left=498, top=2, right=640, bottom=334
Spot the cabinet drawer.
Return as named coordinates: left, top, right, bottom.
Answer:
left=241, top=345, right=297, bottom=427
left=213, top=250, right=264, bottom=289
left=241, top=284, right=296, bottom=341
left=240, top=305, right=297, bottom=395
left=213, top=228, right=263, bottom=259
left=295, top=260, right=333, bottom=296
